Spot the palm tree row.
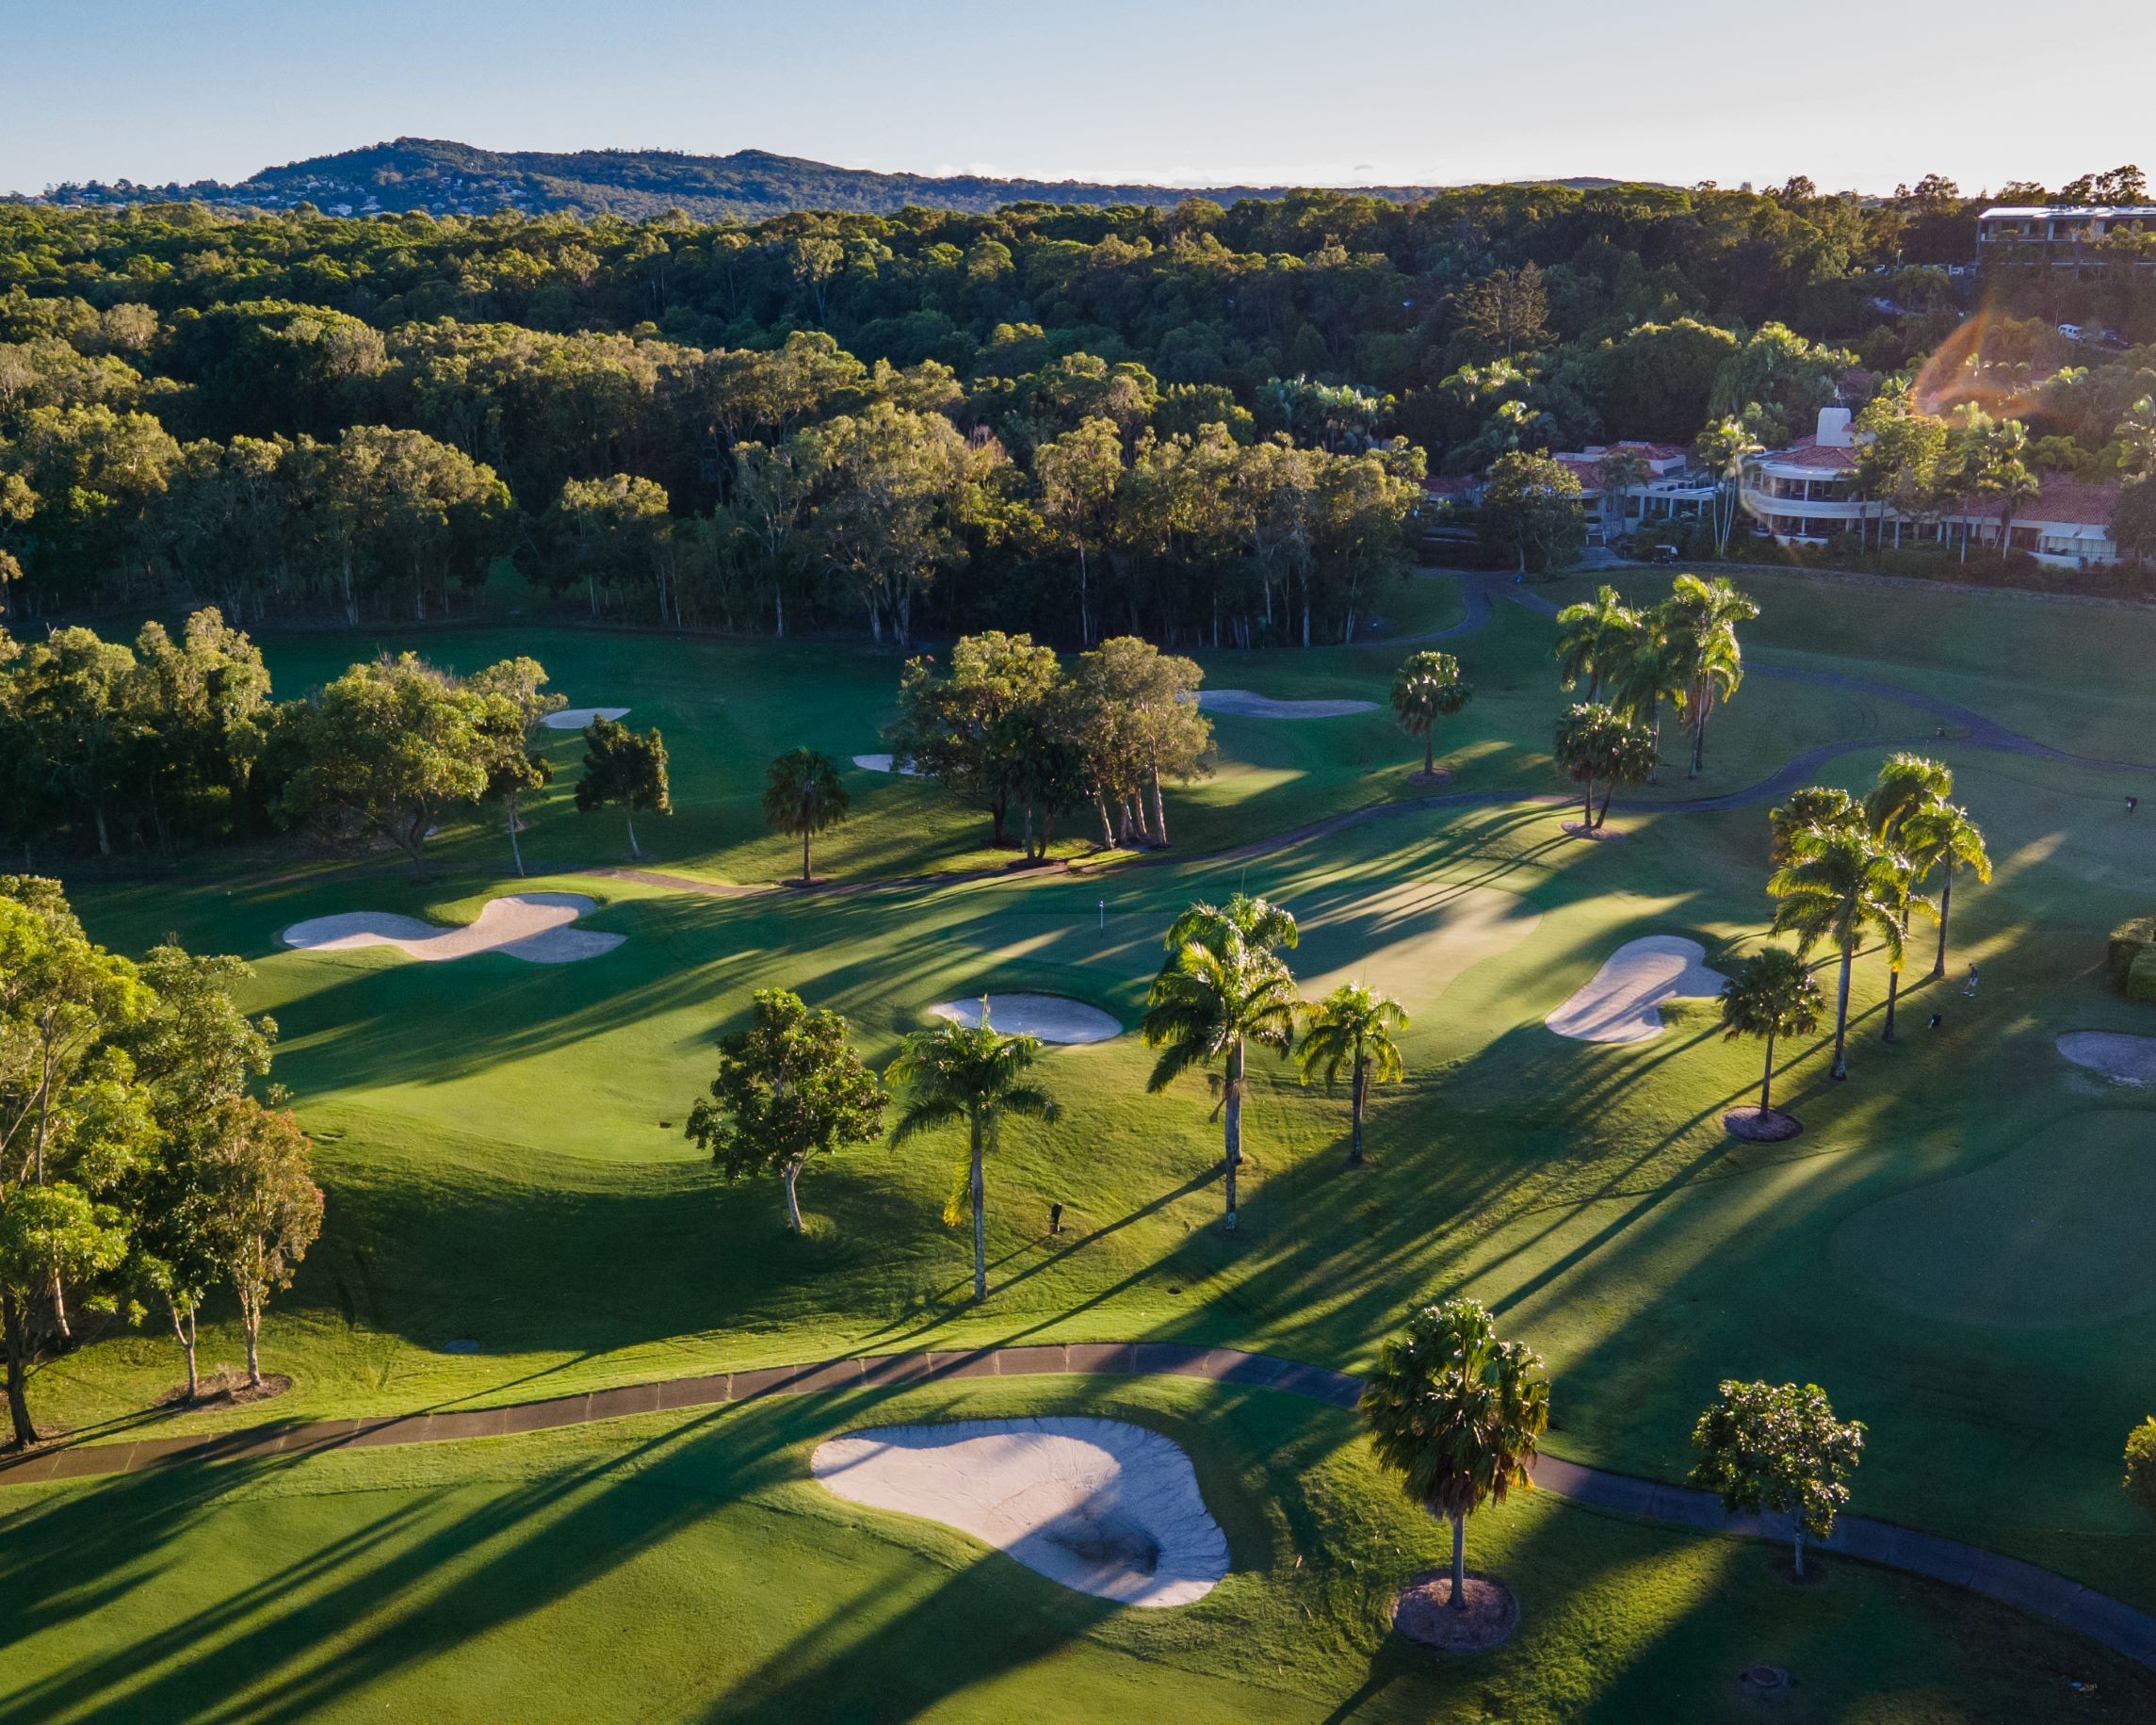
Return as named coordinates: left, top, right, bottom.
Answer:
left=1553, top=575, right=1759, bottom=779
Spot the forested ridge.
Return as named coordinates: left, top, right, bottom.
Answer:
left=3, top=173, right=2154, bottom=646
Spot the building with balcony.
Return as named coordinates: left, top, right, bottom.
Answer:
left=1977, top=206, right=2156, bottom=269
left=1550, top=441, right=1719, bottom=545
left=1741, top=408, right=2124, bottom=568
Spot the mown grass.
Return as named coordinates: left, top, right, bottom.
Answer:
left=18, top=564, right=2156, bottom=1712
left=6, top=1377, right=2150, bottom=1723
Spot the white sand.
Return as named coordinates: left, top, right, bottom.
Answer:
left=1198, top=689, right=1378, bottom=719
left=852, top=753, right=924, bottom=776
left=2058, top=1032, right=2156, bottom=1084
left=281, top=892, right=625, bottom=965
left=1546, top=936, right=1727, bottom=1043
left=540, top=706, right=630, bottom=731
left=811, top=1417, right=1229, bottom=1607
left=929, top=994, right=1122, bottom=1043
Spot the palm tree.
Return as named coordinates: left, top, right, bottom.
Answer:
left=1901, top=800, right=1992, bottom=981
left=1552, top=585, right=1640, bottom=702
left=1768, top=785, right=1861, bottom=865
left=1361, top=1297, right=1549, bottom=1612
left=1553, top=702, right=1659, bottom=831
left=1389, top=651, right=1474, bottom=780
left=1694, top=417, right=1762, bottom=555
left=1768, top=827, right=1909, bottom=1081
left=885, top=1006, right=1060, bottom=1304
left=761, top=747, right=851, bottom=884
left=1661, top=575, right=1759, bottom=776
left=1298, top=983, right=1408, bottom=1167
left=1603, top=605, right=1683, bottom=779
left=1595, top=448, right=1651, bottom=545
left=1143, top=896, right=1302, bottom=1231
left=1862, top=756, right=1953, bottom=1041
left=1719, top=949, right=1824, bottom=1122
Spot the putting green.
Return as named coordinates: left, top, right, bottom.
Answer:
left=1831, top=1113, right=2156, bottom=1329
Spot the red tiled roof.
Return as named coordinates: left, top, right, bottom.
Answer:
left=1956, top=474, right=2119, bottom=528
left=1760, top=436, right=1859, bottom=471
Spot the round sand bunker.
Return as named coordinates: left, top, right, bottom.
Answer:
left=1198, top=689, right=1378, bottom=719
left=2057, top=1032, right=2156, bottom=1085
left=1546, top=936, right=1727, bottom=1044
left=541, top=706, right=630, bottom=731
left=811, top=1417, right=1229, bottom=1606
left=281, top=892, right=624, bottom=965
left=929, top=994, right=1121, bottom=1043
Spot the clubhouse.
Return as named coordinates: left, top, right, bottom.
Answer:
left=1741, top=409, right=2124, bottom=569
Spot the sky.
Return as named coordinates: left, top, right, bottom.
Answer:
left=5, top=0, right=2153, bottom=199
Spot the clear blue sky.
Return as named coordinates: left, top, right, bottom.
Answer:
left=6, top=0, right=2152, bottom=199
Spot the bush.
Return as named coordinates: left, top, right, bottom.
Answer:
left=2110, top=917, right=2156, bottom=992
left=2129, top=950, right=2156, bottom=1005
left=2126, top=1417, right=2156, bottom=1516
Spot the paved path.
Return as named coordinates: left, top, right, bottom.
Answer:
left=5, top=1342, right=2152, bottom=1670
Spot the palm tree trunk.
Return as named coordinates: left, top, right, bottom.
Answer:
left=1223, top=1040, right=1243, bottom=1231
left=1882, top=951, right=1903, bottom=1042
left=1931, top=865, right=1954, bottom=980
left=1348, top=1055, right=1367, bottom=1167
left=1423, top=729, right=1435, bottom=776
left=1450, top=1511, right=1467, bottom=1608
left=970, top=1120, right=987, bottom=1302
left=1759, top=1028, right=1776, bottom=1115
left=801, top=826, right=812, bottom=884
left=1831, top=946, right=1854, bottom=1080
left=1581, top=777, right=1596, bottom=830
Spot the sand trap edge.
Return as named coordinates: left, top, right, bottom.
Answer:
left=929, top=993, right=1122, bottom=1044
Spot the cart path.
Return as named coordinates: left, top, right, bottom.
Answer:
left=5, top=1340, right=2151, bottom=1670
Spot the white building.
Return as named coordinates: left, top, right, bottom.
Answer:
left=1741, top=408, right=2123, bottom=568
left=1977, top=206, right=2156, bottom=269
left=1550, top=441, right=1719, bottom=545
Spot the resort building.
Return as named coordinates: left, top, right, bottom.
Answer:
left=1977, top=205, right=2156, bottom=269
left=1741, top=408, right=2123, bottom=567
left=1549, top=441, right=1719, bottom=545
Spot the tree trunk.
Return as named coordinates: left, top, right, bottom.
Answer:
left=801, top=825, right=813, bottom=884
left=783, top=1158, right=804, bottom=1234
left=1348, top=1056, right=1367, bottom=1167
left=624, top=811, right=640, bottom=861
left=1831, top=946, right=1854, bottom=1080
left=1597, top=778, right=1616, bottom=829
left=1450, top=1511, right=1467, bottom=1608
left=1223, top=1039, right=1243, bottom=1230
left=970, top=1120, right=987, bottom=1303
left=1581, top=777, right=1596, bottom=830
left=1882, top=942, right=1903, bottom=1043
left=171, top=1298, right=199, bottom=1401
left=507, top=804, right=526, bottom=878
left=1095, top=794, right=1115, bottom=850
left=93, top=805, right=111, bottom=858
left=1759, top=1028, right=1776, bottom=1115
left=1423, top=729, right=1435, bottom=776
left=1932, top=865, right=1954, bottom=980
left=48, top=1267, right=69, bottom=1344
left=244, top=1297, right=262, bottom=1390
left=3, top=1290, right=35, bottom=1447
left=1149, top=765, right=1169, bottom=848
left=1792, top=1522, right=1807, bottom=1579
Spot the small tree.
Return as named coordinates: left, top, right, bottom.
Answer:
left=1389, top=651, right=1474, bottom=780
left=1690, top=1379, right=1865, bottom=1579
left=203, top=1098, right=322, bottom=1391
left=2124, top=1417, right=2156, bottom=1517
left=1768, top=786, right=1862, bottom=866
left=885, top=1008, right=1060, bottom=1304
left=465, top=656, right=566, bottom=878
left=1479, top=449, right=1584, bottom=576
left=575, top=717, right=671, bottom=861
left=685, top=989, right=885, bottom=1233
left=1552, top=702, right=1658, bottom=832
left=1361, top=1297, right=1549, bottom=1611
left=1719, top=950, right=1824, bottom=1123
left=1298, top=983, right=1407, bottom=1168
left=762, top=748, right=851, bottom=884
left=1769, top=827, right=1909, bottom=1081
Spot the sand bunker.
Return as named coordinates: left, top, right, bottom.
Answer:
left=929, top=994, right=1121, bottom=1043
left=1546, top=936, right=1727, bottom=1043
left=540, top=706, right=630, bottom=731
left=811, top=1417, right=1229, bottom=1606
left=1831, top=1113, right=2156, bottom=1329
left=2057, top=1032, right=2156, bottom=1085
left=1198, top=690, right=1378, bottom=719
left=852, top=753, right=924, bottom=776
left=281, top=892, right=624, bottom=965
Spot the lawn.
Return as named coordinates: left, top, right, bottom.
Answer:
left=14, top=563, right=2156, bottom=1711
left=6, top=1377, right=2149, bottom=1723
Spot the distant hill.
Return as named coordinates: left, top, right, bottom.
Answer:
left=32, top=138, right=1644, bottom=220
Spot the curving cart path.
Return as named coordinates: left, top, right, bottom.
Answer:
left=4, top=1341, right=2153, bottom=1669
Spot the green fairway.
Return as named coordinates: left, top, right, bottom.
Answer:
left=20, top=565, right=2156, bottom=1712
left=6, top=1377, right=2151, bottom=1723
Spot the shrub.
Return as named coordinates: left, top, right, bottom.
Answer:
left=2129, top=950, right=2156, bottom=1005
left=2108, top=917, right=2156, bottom=993
left=2126, top=1417, right=2156, bottom=1517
